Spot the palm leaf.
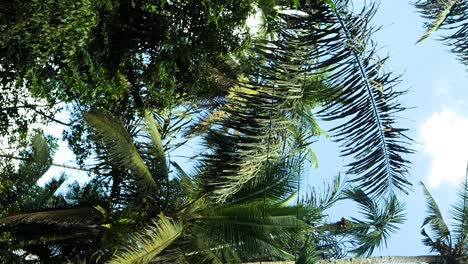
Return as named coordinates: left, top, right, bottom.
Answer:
left=84, top=111, right=157, bottom=191
left=107, top=216, right=183, bottom=264
left=344, top=189, right=406, bottom=256
left=304, top=174, right=348, bottom=211
left=421, top=228, right=436, bottom=250
left=196, top=200, right=304, bottom=261
left=450, top=164, right=468, bottom=252
left=416, top=0, right=459, bottom=43
left=420, top=181, right=451, bottom=245
left=0, top=207, right=100, bottom=227
left=25, top=174, right=67, bottom=210
left=141, top=112, right=169, bottom=179
left=17, top=132, right=52, bottom=184
left=171, top=161, right=197, bottom=202
left=296, top=236, right=319, bottom=264
left=310, top=0, right=413, bottom=198
left=197, top=9, right=325, bottom=203
left=258, top=0, right=411, bottom=198
left=227, top=156, right=303, bottom=204
left=415, top=0, right=468, bottom=64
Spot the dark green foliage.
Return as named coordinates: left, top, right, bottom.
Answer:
left=307, top=0, right=412, bottom=198
left=415, top=0, right=468, bottom=65
left=302, top=176, right=406, bottom=259
left=420, top=169, right=468, bottom=263
left=0, top=0, right=268, bottom=138
left=343, top=189, right=406, bottom=256
left=0, top=0, right=413, bottom=262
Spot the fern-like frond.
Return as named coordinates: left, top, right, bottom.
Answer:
left=416, top=0, right=460, bottom=43
left=450, top=164, right=468, bottom=252
left=0, top=207, right=100, bottom=227
left=309, top=0, right=413, bottom=198
left=84, top=111, right=157, bottom=191
left=421, top=228, right=436, bottom=250
left=107, top=216, right=183, bottom=264
left=195, top=199, right=305, bottom=261
left=415, top=0, right=468, bottom=64
left=344, top=189, right=406, bottom=256
left=197, top=10, right=324, bottom=203
left=304, top=174, right=348, bottom=211
left=142, top=113, right=168, bottom=175
left=420, top=181, right=452, bottom=246
left=227, top=156, right=303, bottom=204
left=17, top=132, right=52, bottom=184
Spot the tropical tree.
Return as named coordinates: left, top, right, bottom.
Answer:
left=0, top=133, right=107, bottom=262
left=0, top=0, right=415, bottom=262
left=298, top=167, right=468, bottom=264
left=0, top=0, right=280, bottom=138
left=419, top=166, right=468, bottom=263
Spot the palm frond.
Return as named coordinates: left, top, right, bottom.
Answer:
left=227, top=156, right=303, bottom=204
left=309, top=0, right=412, bottom=198
left=416, top=0, right=460, bottom=43
left=18, top=132, right=52, bottom=184
left=415, top=0, right=468, bottom=64
left=296, top=236, right=319, bottom=264
left=344, top=189, right=406, bottom=256
left=107, top=216, right=183, bottom=264
left=304, top=174, right=348, bottom=211
left=420, top=181, right=452, bottom=245
left=171, top=161, right=197, bottom=202
left=84, top=111, right=157, bottom=191
left=196, top=199, right=306, bottom=261
left=197, top=7, right=327, bottom=203
left=421, top=228, right=436, bottom=249
left=142, top=113, right=168, bottom=174
left=450, top=164, right=468, bottom=251
left=0, top=207, right=100, bottom=227
left=25, top=174, right=67, bottom=210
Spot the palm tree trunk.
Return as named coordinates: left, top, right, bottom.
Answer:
left=244, top=255, right=445, bottom=264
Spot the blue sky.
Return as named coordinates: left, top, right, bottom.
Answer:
left=36, top=0, right=468, bottom=259
left=309, top=0, right=468, bottom=257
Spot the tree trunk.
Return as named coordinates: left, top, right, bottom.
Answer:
left=243, top=255, right=445, bottom=264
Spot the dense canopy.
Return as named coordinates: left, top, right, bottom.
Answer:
left=2, top=0, right=466, bottom=263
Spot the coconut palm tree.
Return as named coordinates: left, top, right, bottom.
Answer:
left=295, top=167, right=468, bottom=264
left=419, top=166, right=468, bottom=263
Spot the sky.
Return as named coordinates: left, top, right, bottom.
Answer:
left=34, top=0, right=468, bottom=260
left=309, top=0, right=468, bottom=257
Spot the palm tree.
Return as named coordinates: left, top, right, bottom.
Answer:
left=419, top=166, right=468, bottom=263
left=312, top=165, right=468, bottom=264
left=0, top=0, right=415, bottom=262
left=84, top=111, right=312, bottom=263
left=0, top=133, right=106, bottom=262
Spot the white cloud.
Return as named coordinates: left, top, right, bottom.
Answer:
left=420, top=109, right=468, bottom=187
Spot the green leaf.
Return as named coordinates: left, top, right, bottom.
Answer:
left=416, top=0, right=459, bottom=43
left=142, top=112, right=168, bottom=176
left=420, top=181, right=451, bottom=245
left=107, top=216, right=183, bottom=264
left=344, top=189, right=406, bottom=256
left=450, top=165, right=468, bottom=249
left=84, top=111, right=157, bottom=191
left=324, top=0, right=336, bottom=11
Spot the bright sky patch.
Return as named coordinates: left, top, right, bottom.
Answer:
left=420, top=108, right=468, bottom=187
